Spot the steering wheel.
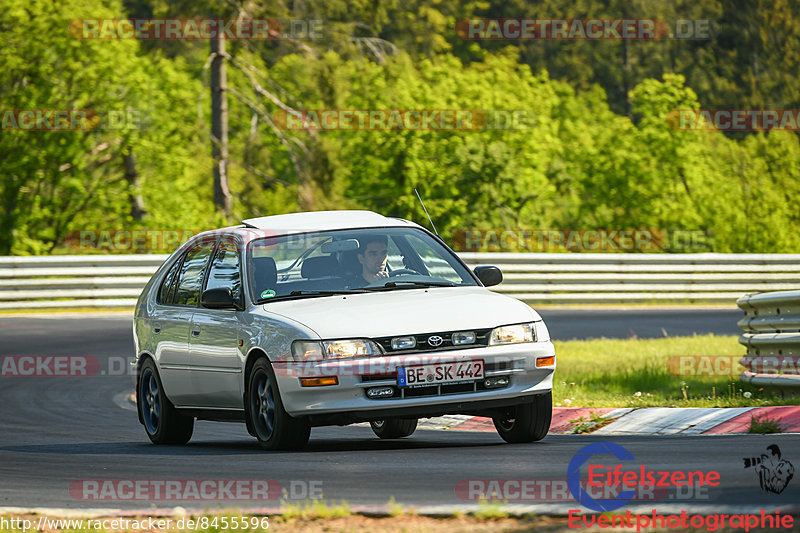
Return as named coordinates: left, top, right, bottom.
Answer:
left=389, top=268, right=421, bottom=277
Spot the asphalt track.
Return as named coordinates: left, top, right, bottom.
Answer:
left=1, top=309, right=798, bottom=515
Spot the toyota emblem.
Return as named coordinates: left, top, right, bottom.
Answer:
left=427, top=335, right=444, bottom=347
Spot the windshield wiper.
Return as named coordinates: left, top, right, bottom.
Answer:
left=369, top=280, right=457, bottom=290
left=289, top=289, right=369, bottom=296
left=258, top=289, right=367, bottom=303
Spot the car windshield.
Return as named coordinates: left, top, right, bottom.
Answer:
left=247, top=227, right=478, bottom=303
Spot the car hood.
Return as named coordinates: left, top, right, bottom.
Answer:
left=260, top=286, right=540, bottom=339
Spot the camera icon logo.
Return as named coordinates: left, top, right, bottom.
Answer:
left=743, top=444, right=794, bottom=495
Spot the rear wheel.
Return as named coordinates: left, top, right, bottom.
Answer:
left=138, top=359, right=194, bottom=444
left=370, top=418, right=418, bottom=439
left=492, top=392, right=551, bottom=443
left=247, top=358, right=310, bottom=450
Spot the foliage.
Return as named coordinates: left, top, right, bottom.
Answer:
left=1, top=0, right=799, bottom=254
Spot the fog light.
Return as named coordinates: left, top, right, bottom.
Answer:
left=484, top=377, right=510, bottom=389
left=452, top=331, right=476, bottom=345
left=391, top=336, right=416, bottom=350
left=367, top=386, right=395, bottom=398
left=299, top=376, right=338, bottom=387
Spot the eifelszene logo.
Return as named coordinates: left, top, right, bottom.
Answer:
left=568, top=442, right=636, bottom=511
left=744, top=444, right=795, bottom=494
left=567, top=442, right=721, bottom=512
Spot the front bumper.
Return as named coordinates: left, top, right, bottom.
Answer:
left=272, top=341, right=555, bottom=420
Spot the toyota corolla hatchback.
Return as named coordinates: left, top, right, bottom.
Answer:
left=133, top=210, right=555, bottom=449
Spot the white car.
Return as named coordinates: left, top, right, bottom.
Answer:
left=133, top=210, right=555, bottom=450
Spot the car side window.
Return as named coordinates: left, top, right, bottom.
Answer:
left=158, top=257, right=183, bottom=305
left=173, top=241, right=214, bottom=306
left=205, top=239, right=242, bottom=301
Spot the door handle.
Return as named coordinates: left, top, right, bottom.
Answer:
left=152, top=323, right=161, bottom=334
left=191, top=329, right=200, bottom=337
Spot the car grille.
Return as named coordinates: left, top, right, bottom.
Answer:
left=360, top=361, right=512, bottom=400
left=372, top=328, right=492, bottom=354
left=363, top=380, right=499, bottom=400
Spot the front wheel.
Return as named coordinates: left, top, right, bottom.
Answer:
left=138, top=358, right=194, bottom=444
left=492, top=392, right=551, bottom=443
left=370, top=418, right=418, bottom=439
left=247, top=358, right=310, bottom=451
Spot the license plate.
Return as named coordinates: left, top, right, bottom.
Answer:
left=397, top=360, right=484, bottom=387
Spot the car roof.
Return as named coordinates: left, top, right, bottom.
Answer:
left=241, top=210, right=423, bottom=235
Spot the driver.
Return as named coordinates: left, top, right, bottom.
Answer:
left=356, top=235, right=389, bottom=284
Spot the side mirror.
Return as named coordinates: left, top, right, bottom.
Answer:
left=200, top=287, right=240, bottom=310
left=474, top=265, right=503, bottom=287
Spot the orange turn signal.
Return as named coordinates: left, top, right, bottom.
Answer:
left=536, top=356, right=555, bottom=367
left=299, top=376, right=339, bottom=387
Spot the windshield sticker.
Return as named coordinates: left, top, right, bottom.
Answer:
left=260, top=289, right=276, bottom=299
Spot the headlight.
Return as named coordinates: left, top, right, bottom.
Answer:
left=291, top=339, right=383, bottom=361
left=489, top=323, right=535, bottom=345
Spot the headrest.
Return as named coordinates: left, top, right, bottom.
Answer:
left=251, top=256, right=277, bottom=291
left=301, top=256, right=340, bottom=278
left=340, top=250, right=361, bottom=275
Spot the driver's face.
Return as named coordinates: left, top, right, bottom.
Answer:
left=359, top=242, right=388, bottom=274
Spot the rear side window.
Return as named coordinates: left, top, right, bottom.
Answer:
left=205, top=239, right=242, bottom=301
left=173, top=241, right=214, bottom=306
left=158, top=257, right=183, bottom=304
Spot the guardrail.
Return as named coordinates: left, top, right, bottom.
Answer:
left=462, top=252, right=800, bottom=304
left=0, top=253, right=799, bottom=309
left=0, top=255, right=168, bottom=309
left=737, top=290, right=800, bottom=389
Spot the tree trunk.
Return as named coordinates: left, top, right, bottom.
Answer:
left=123, top=147, right=146, bottom=220
left=0, top=183, right=18, bottom=255
left=211, top=33, right=232, bottom=220
left=622, top=38, right=632, bottom=119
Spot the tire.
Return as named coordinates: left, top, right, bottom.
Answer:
left=247, top=358, right=311, bottom=451
left=492, top=392, right=551, bottom=444
left=138, top=358, right=194, bottom=444
left=370, top=418, right=418, bottom=439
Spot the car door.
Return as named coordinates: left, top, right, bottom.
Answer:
left=152, top=240, right=214, bottom=406
left=186, top=237, right=246, bottom=409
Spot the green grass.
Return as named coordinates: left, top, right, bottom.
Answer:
left=473, top=499, right=509, bottom=520
left=552, top=334, right=797, bottom=408
left=568, top=409, right=613, bottom=433
left=281, top=499, right=352, bottom=520
left=749, top=414, right=783, bottom=433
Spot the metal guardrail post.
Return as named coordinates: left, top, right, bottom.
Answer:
left=738, top=290, right=800, bottom=389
